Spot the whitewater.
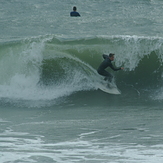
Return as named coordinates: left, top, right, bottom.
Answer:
left=1, top=0, right=163, bottom=162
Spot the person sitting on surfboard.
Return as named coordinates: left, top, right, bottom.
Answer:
left=97, top=53, right=124, bottom=82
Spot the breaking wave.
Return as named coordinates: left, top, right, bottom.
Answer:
left=0, top=34, right=163, bottom=106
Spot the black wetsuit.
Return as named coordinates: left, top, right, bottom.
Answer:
left=97, top=54, right=121, bottom=81
left=70, top=11, right=80, bottom=17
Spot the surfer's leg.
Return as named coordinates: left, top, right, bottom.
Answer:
left=98, top=70, right=113, bottom=82
left=104, top=73, right=113, bottom=82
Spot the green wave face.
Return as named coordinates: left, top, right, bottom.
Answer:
left=0, top=35, right=163, bottom=104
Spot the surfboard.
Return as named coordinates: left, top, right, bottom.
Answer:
left=97, top=82, right=121, bottom=95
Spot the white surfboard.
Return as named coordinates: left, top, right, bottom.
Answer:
left=97, top=82, right=121, bottom=95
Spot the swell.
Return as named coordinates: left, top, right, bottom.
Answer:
left=42, top=35, right=163, bottom=88
left=0, top=35, right=163, bottom=104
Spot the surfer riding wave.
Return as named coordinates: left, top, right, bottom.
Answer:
left=97, top=53, right=124, bottom=82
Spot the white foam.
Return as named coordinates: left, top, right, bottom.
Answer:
left=1, top=130, right=163, bottom=163
left=152, top=87, right=163, bottom=100
left=1, top=141, right=163, bottom=163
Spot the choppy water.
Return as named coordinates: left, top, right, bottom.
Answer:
left=1, top=0, right=163, bottom=162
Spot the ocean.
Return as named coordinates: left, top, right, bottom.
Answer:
left=1, top=0, right=163, bottom=162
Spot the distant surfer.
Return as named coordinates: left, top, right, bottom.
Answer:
left=97, top=53, right=124, bottom=82
left=70, top=6, right=81, bottom=17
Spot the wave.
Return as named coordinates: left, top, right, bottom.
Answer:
left=0, top=34, right=163, bottom=106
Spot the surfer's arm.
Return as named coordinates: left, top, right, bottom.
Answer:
left=110, top=64, right=122, bottom=71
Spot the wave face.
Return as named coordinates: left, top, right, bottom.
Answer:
left=0, top=35, right=163, bottom=106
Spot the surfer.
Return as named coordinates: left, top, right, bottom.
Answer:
left=70, top=6, right=81, bottom=17
left=97, top=53, right=124, bottom=82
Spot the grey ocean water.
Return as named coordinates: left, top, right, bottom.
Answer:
left=1, top=0, right=163, bottom=162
